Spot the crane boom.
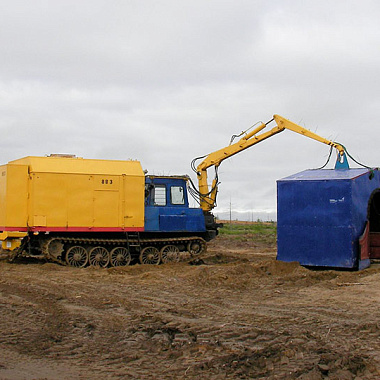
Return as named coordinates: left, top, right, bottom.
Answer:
left=195, top=115, right=346, bottom=212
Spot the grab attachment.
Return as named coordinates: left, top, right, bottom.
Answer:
left=335, top=151, right=349, bottom=169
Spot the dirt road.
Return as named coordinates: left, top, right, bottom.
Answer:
left=0, top=238, right=379, bottom=379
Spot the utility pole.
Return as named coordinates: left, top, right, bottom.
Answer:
left=229, top=196, right=232, bottom=224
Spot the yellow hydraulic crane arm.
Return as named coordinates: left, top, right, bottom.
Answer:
left=195, top=114, right=346, bottom=212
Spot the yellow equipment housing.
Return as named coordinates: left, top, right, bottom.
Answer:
left=0, top=156, right=145, bottom=249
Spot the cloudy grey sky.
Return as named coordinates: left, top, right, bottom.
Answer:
left=1, top=0, right=379, bottom=220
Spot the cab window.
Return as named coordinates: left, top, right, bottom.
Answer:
left=171, top=186, right=185, bottom=205
left=153, top=185, right=166, bottom=206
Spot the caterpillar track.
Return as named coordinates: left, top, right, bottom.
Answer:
left=9, top=235, right=207, bottom=268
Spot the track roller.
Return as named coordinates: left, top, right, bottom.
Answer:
left=66, top=246, right=88, bottom=267
left=88, top=246, right=110, bottom=268
left=160, top=245, right=180, bottom=263
left=110, top=247, right=131, bottom=267
left=139, top=246, right=160, bottom=265
left=187, top=239, right=206, bottom=256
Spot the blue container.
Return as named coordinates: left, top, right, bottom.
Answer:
left=277, top=168, right=380, bottom=269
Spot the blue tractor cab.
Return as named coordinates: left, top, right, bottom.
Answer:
left=144, top=175, right=217, bottom=240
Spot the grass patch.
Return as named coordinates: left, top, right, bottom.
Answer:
left=218, top=222, right=277, bottom=246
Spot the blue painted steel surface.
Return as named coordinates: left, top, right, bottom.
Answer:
left=144, top=207, right=160, bottom=231
left=144, top=206, right=205, bottom=232
left=334, top=152, right=349, bottom=169
left=144, top=176, right=206, bottom=233
left=277, top=168, right=380, bottom=269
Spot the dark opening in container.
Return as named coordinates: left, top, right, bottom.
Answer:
left=368, top=189, right=380, bottom=232
left=367, top=188, right=380, bottom=259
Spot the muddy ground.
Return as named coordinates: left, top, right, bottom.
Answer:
left=0, top=237, right=379, bottom=379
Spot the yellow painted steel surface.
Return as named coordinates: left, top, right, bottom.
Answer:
left=0, top=164, right=29, bottom=228
left=0, top=156, right=145, bottom=232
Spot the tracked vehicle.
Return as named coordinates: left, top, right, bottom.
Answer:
left=0, top=156, right=217, bottom=266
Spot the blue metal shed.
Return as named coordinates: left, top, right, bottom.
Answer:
left=277, top=168, right=380, bottom=270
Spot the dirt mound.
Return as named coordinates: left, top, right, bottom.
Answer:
left=0, top=240, right=379, bottom=379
